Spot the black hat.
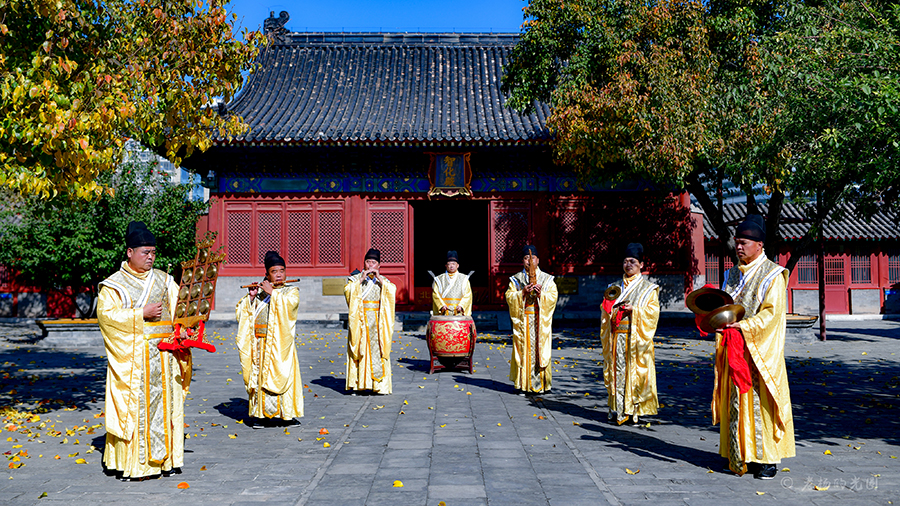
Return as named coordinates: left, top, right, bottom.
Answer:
left=735, top=214, right=766, bottom=243
left=365, top=248, right=381, bottom=262
left=624, top=242, right=643, bottom=262
left=523, top=245, right=538, bottom=258
left=446, top=250, right=459, bottom=262
left=125, top=221, right=156, bottom=249
left=264, top=251, right=285, bottom=271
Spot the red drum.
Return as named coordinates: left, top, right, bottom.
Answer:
left=426, top=315, right=477, bottom=374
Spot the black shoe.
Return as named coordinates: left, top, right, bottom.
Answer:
left=754, top=464, right=777, bottom=480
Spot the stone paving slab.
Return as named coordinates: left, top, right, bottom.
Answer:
left=0, top=320, right=896, bottom=505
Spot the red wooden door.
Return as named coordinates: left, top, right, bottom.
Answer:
left=488, top=200, right=533, bottom=303
left=366, top=201, right=411, bottom=305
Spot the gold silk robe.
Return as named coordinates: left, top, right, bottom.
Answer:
left=97, top=262, right=191, bottom=478
left=431, top=271, right=473, bottom=315
left=600, top=274, right=660, bottom=424
left=235, top=286, right=304, bottom=420
left=505, top=268, right=558, bottom=393
left=344, top=273, right=396, bottom=394
left=712, top=251, right=795, bottom=475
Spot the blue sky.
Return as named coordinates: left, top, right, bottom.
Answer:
left=226, top=0, right=527, bottom=33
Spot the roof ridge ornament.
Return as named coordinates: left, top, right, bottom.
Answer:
left=264, top=10, right=290, bottom=44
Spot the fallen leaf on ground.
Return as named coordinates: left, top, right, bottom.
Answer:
left=75, top=459, right=87, bottom=464
left=319, top=428, right=329, bottom=435
left=824, top=450, right=832, bottom=455
left=814, top=485, right=829, bottom=491
left=200, top=466, right=207, bottom=471
left=393, top=480, right=403, bottom=487
left=625, top=468, right=639, bottom=475
left=177, top=482, right=190, bottom=489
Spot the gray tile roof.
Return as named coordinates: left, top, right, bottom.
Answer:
left=702, top=201, right=899, bottom=241
left=220, top=33, right=551, bottom=146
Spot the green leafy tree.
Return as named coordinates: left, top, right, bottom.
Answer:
left=750, top=1, right=900, bottom=271
left=0, top=0, right=263, bottom=199
left=502, top=0, right=900, bottom=268
left=0, top=159, right=210, bottom=317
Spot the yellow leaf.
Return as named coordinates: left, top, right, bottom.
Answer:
left=706, top=468, right=714, bottom=473
left=403, top=400, right=408, bottom=405
left=228, top=434, right=237, bottom=439
left=393, top=480, right=403, bottom=487
left=625, top=468, right=639, bottom=475
left=781, top=468, right=790, bottom=472
left=74, top=458, right=87, bottom=464
left=323, top=442, right=330, bottom=448
left=814, top=485, right=829, bottom=491
left=68, top=452, right=78, bottom=458
left=823, top=450, right=832, bottom=455
left=467, top=392, right=472, bottom=395
left=200, top=466, right=207, bottom=471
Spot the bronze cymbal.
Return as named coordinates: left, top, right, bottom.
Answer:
left=686, top=287, right=734, bottom=316
left=699, top=304, right=745, bottom=333
left=604, top=285, right=622, bottom=302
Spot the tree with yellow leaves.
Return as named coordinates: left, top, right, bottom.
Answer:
left=0, top=0, right=263, bottom=199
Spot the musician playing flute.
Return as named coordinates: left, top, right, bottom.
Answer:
left=431, top=250, right=473, bottom=316
left=600, top=243, right=660, bottom=425
left=234, top=251, right=304, bottom=426
left=506, top=245, right=558, bottom=395
left=344, top=248, right=396, bottom=395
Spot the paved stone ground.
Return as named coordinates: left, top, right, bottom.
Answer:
left=0, top=319, right=897, bottom=505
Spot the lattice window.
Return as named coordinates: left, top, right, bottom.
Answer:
left=889, top=250, right=900, bottom=284
left=494, top=210, right=529, bottom=264
left=227, top=212, right=252, bottom=265
left=825, top=257, right=845, bottom=286
left=797, top=254, right=817, bottom=285
left=705, top=253, right=734, bottom=287
left=318, top=211, right=343, bottom=265
left=851, top=254, right=871, bottom=284
left=556, top=207, right=579, bottom=265
left=371, top=211, right=404, bottom=263
left=257, top=212, right=282, bottom=264
left=287, top=211, right=312, bottom=264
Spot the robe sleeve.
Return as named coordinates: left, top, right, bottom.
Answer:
left=431, top=278, right=444, bottom=315
left=600, top=293, right=613, bottom=392
left=505, top=280, right=524, bottom=368
left=97, top=285, right=142, bottom=440
left=538, top=277, right=558, bottom=368
left=378, top=279, right=397, bottom=356
left=234, top=294, right=255, bottom=390
left=737, top=270, right=791, bottom=438
left=344, top=278, right=364, bottom=360
left=459, top=278, right=473, bottom=316
left=261, top=287, right=300, bottom=394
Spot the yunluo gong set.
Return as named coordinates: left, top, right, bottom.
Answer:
left=158, top=233, right=225, bottom=353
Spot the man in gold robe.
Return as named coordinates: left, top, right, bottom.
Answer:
left=97, top=221, right=192, bottom=480
left=344, top=248, right=396, bottom=395
left=600, top=243, right=660, bottom=425
left=235, top=251, right=304, bottom=426
left=506, top=245, right=558, bottom=395
left=431, top=250, right=473, bottom=316
left=713, top=214, right=794, bottom=479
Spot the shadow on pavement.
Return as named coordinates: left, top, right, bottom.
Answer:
left=452, top=375, right=519, bottom=395
left=214, top=397, right=249, bottom=421
left=311, top=375, right=348, bottom=394
left=0, top=347, right=105, bottom=412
